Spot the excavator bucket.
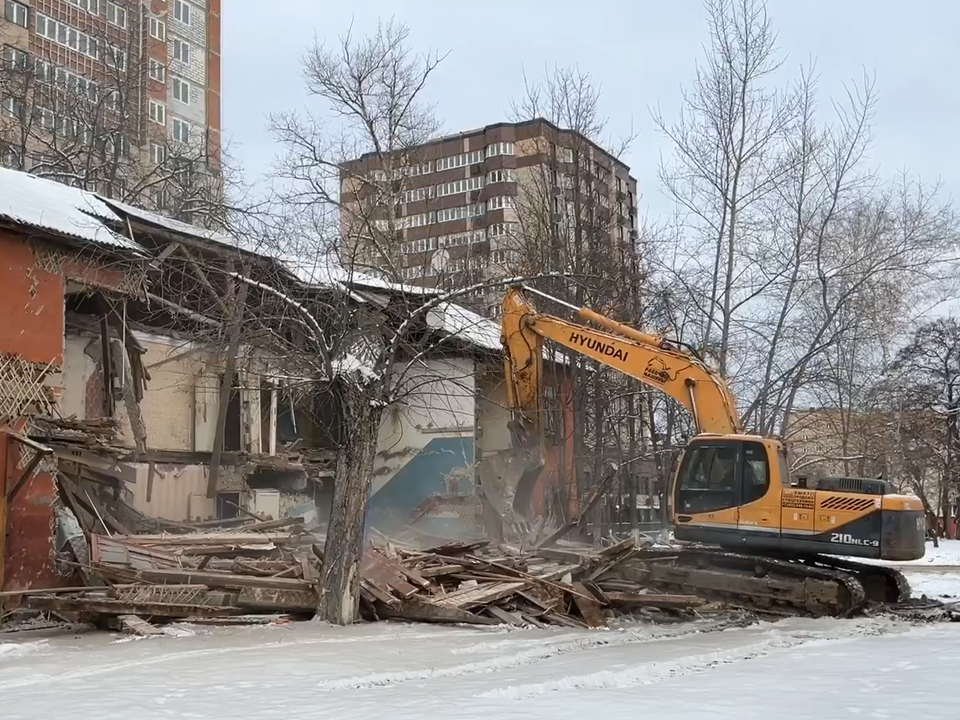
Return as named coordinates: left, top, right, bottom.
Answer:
left=477, top=446, right=545, bottom=530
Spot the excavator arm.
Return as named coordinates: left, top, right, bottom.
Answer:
left=478, top=285, right=740, bottom=532
left=501, top=286, right=741, bottom=435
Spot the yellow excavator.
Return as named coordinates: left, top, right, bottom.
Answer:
left=482, top=285, right=926, bottom=616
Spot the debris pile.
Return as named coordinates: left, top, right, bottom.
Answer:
left=18, top=533, right=710, bottom=632
left=355, top=538, right=707, bottom=628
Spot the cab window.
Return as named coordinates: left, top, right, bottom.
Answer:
left=742, top=441, right=770, bottom=505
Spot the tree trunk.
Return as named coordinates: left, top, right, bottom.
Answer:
left=317, top=379, right=383, bottom=625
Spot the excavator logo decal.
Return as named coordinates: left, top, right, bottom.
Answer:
left=642, top=358, right=674, bottom=384
left=568, top=332, right=630, bottom=362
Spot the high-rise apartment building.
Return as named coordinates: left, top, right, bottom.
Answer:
left=0, top=0, right=221, bottom=214
left=340, top=119, right=638, bottom=314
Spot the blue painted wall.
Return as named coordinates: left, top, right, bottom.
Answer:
left=365, top=436, right=474, bottom=532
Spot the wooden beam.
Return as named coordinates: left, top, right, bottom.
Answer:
left=99, top=311, right=115, bottom=418
left=207, top=271, right=248, bottom=498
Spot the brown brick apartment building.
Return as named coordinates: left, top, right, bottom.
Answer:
left=1, top=0, right=221, bottom=196
left=340, top=119, right=638, bottom=314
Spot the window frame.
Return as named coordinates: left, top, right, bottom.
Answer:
left=174, top=0, right=192, bottom=25
left=172, top=117, right=191, bottom=143
left=173, top=38, right=191, bottom=64
left=149, top=17, right=166, bottom=41
left=148, top=58, right=166, bottom=83
left=107, top=1, right=127, bottom=29
left=148, top=99, right=166, bottom=126
left=5, top=0, right=28, bottom=27
left=172, top=76, right=190, bottom=104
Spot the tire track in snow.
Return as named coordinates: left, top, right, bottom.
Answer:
left=479, top=620, right=905, bottom=699
left=316, top=622, right=730, bottom=691
left=480, top=636, right=812, bottom=699
left=0, top=628, right=485, bottom=691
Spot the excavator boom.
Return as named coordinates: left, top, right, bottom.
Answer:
left=501, top=286, right=741, bottom=435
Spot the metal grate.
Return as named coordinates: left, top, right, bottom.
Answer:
left=818, top=495, right=877, bottom=512
left=0, top=353, right=55, bottom=422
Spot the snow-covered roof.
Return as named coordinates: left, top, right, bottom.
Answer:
left=282, top=254, right=434, bottom=295
left=0, top=167, right=144, bottom=254
left=102, top=197, right=233, bottom=245
left=427, top=301, right=502, bottom=352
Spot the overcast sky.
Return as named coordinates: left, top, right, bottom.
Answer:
left=222, top=0, right=958, bottom=219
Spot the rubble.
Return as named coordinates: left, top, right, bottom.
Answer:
left=16, top=527, right=709, bottom=632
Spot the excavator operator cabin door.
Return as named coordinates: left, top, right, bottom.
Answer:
left=675, top=440, right=743, bottom=540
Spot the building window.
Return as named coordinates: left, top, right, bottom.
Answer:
left=150, top=17, right=166, bottom=41
left=172, top=117, right=191, bottom=143
left=485, top=142, right=515, bottom=158
left=4, top=0, right=28, bottom=27
left=173, top=38, right=191, bottom=64
left=487, top=169, right=516, bottom=184
left=67, top=0, right=99, bottom=12
left=149, top=142, right=166, bottom=165
left=561, top=147, right=574, bottom=164
left=487, top=195, right=514, bottom=212
left=149, top=59, right=166, bottom=83
left=1, top=97, right=25, bottom=120
left=105, top=45, right=127, bottom=71
left=2, top=45, right=28, bottom=70
left=173, top=77, right=190, bottom=104
left=107, top=2, right=126, bottom=28
left=36, top=14, right=100, bottom=60
left=174, top=0, right=192, bottom=25
left=149, top=100, right=166, bottom=125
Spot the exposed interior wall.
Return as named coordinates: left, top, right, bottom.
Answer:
left=368, top=357, right=477, bottom=532
left=60, top=329, right=271, bottom=454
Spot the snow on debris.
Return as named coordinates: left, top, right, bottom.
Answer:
left=0, top=167, right=142, bottom=253
left=427, top=301, right=502, bottom=351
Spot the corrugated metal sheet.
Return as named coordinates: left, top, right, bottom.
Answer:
left=0, top=167, right=144, bottom=254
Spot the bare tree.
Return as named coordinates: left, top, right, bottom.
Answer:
left=652, top=0, right=959, bottom=451
left=269, top=21, right=574, bottom=622
left=653, top=0, right=795, bottom=376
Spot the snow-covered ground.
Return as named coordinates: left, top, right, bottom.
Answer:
left=2, top=616, right=959, bottom=720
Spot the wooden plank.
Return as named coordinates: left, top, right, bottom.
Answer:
left=92, top=534, right=189, bottom=571
left=376, top=595, right=500, bottom=626
left=25, top=595, right=242, bottom=618
left=102, top=568, right=312, bottom=591
left=571, top=582, right=607, bottom=628
left=598, top=538, right=636, bottom=557
left=432, top=581, right=528, bottom=610
left=416, top=564, right=464, bottom=578
left=485, top=605, right=526, bottom=625
left=236, top=586, right=317, bottom=612
left=360, top=551, right=418, bottom=598
left=112, top=533, right=291, bottom=545
left=604, top=592, right=703, bottom=610
left=359, top=580, right=400, bottom=608
left=117, top=615, right=163, bottom=636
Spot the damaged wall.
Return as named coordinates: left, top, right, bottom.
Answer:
left=367, top=357, right=477, bottom=534
left=1, top=232, right=142, bottom=593
left=60, top=330, right=269, bottom=454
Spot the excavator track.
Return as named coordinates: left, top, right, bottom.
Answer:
left=643, top=549, right=900, bottom=617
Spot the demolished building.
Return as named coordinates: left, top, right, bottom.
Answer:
left=0, top=167, right=575, bottom=600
